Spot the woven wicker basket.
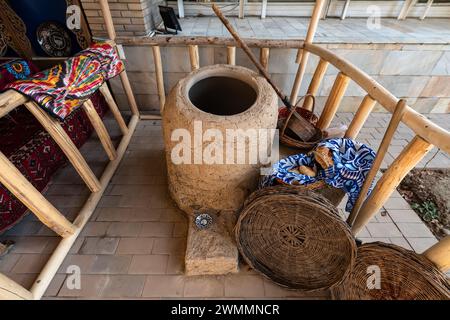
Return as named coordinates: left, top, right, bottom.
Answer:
left=332, top=242, right=450, bottom=300
left=236, top=185, right=356, bottom=291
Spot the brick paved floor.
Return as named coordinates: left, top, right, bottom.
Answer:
left=0, top=112, right=448, bottom=299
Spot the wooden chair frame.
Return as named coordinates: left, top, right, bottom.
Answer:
left=0, top=0, right=449, bottom=300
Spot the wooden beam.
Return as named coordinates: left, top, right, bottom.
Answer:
left=351, top=136, right=433, bottom=235
left=24, top=102, right=101, bottom=192
left=259, top=47, right=270, bottom=72
left=117, top=36, right=305, bottom=49
left=398, top=0, right=418, bottom=20
left=99, top=83, right=128, bottom=135
left=119, top=71, right=140, bottom=117
left=421, top=0, right=434, bottom=20
left=30, top=114, right=139, bottom=300
left=347, top=100, right=407, bottom=226
left=423, top=236, right=450, bottom=273
left=82, top=99, right=117, bottom=161
left=188, top=45, right=200, bottom=71
left=140, top=114, right=162, bottom=120
left=341, top=0, right=351, bottom=20
left=316, top=72, right=350, bottom=130
left=303, top=58, right=329, bottom=110
left=239, top=0, right=245, bottom=19
left=152, top=45, right=166, bottom=113
left=99, top=0, right=116, bottom=40
left=227, top=46, right=236, bottom=65
left=345, top=95, right=376, bottom=139
left=0, top=151, right=76, bottom=238
left=177, top=0, right=185, bottom=18
left=261, top=0, right=268, bottom=19
left=0, top=273, right=33, bottom=300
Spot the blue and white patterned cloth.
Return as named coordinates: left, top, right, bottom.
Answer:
left=263, top=138, right=377, bottom=212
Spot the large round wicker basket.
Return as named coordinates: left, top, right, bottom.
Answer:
left=235, top=185, right=356, bottom=291
left=332, top=242, right=450, bottom=300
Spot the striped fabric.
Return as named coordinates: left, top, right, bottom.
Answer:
left=5, top=42, right=123, bottom=120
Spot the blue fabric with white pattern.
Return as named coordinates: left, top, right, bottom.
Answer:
left=263, top=138, right=376, bottom=212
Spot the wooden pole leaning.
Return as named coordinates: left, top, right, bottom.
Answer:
left=0, top=151, right=76, bottom=238
left=188, top=45, right=200, bottom=71
left=152, top=45, right=166, bottom=113
left=345, top=94, right=376, bottom=139
left=227, top=46, right=236, bottom=65
left=347, top=99, right=407, bottom=226
left=82, top=99, right=117, bottom=161
left=290, top=0, right=325, bottom=104
left=302, top=58, right=329, bottom=110
left=316, top=72, right=350, bottom=130
left=99, top=83, right=129, bottom=135
left=24, top=101, right=101, bottom=192
left=351, top=135, right=433, bottom=236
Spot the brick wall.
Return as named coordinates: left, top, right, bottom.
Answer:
left=80, top=0, right=163, bottom=37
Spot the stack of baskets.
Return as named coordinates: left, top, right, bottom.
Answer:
left=235, top=185, right=356, bottom=292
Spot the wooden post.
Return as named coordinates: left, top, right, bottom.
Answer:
left=351, top=136, right=433, bottom=235
left=152, top=45, right=166, bottom=113
left=0, top=273, right=33, bottom=300
left=99, top=0, right=140, bottom=117
left=345, top=94, right=376, bottom=139
left=239, top=0, right=245, bottom=19
left=260, top=47, right=270, bottom=71
left=188, top=45, right=200, bottom=71
left=347, top=100, right=407, bottom=226
left=423, top=236, right=450, bottom=273
left=24, top=102, right=101, bottom=192
left=99, top=83, right=128, bottom=135
left=0, top=151, right=76, bottom=238
left=290, top=0, right=325, bottom=103
left=177, top=0, right=185, bottom=18
left=302, top=58, right=329, bottom=110
left=82, top=99, right=117, bottom=161
left=398, top=0, right=417, bottom=20
left=261, top=0, right=268, bottom=19
left=341, top=0, right=351, bottom=20
left=421, top=0, right=433, bottom=20
left=227, top=46, right=236, bottom=65
left=316, top=72, right=350, bottom=130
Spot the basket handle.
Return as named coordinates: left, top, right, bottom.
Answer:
left=281, top=93, right=316, bottom=138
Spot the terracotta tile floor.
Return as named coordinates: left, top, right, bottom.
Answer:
left=0, top=112, right=449, bottom=299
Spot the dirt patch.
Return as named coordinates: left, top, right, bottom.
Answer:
left=398, top=169, right=450, bottom=240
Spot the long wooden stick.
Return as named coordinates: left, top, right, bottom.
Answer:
left=24, top=102, right=101, bottom=192
left=212, top=4, right=288, bottom=107
left=227, top=46, right=236, bottom=65
left=0, top=152, right=76, bottom=238
left=344, top=94, right=376, bottom=139
left=99, top=83, right=129, bottom=135
left=0, top=273, right=33, bottom=300
left=347, top=99, right=407, bottom=226
left=302, top=58, right=329, bottom=110
left=351, top=136, right=433, bottom=236
left=212, top=4, right=316, bottom=142
left=152, top=45, right=166, bottom=113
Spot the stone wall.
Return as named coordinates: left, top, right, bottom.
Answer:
left=109, top=43, right=450, bottom=113
left=80, top=0, right=163, bottom=37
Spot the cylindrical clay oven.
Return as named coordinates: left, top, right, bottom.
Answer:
left=163, top=64, right=278, bottom=275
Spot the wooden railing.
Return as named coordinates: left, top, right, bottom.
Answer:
left=0, top=0, right=448, bottom=300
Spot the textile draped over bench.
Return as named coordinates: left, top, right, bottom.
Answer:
left=263, top=138, right=377, bottom=212
left=5, top=42, right=123, bottom=120
left=0, top=59, right=108, bottom=234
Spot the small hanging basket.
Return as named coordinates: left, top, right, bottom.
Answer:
left=279, top=94, right=323, bottom=151
left=235, top=185, right=356, bottom=292
left=331, top=242, right=450, bottom=300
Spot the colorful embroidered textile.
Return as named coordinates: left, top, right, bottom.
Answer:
left=5, top=42, right=123, bottom=120
left=262, top=138, right=376, bottom=212
left=0, top=59, right=109, bottom=234
left=0, top=59, right=39, bottom=87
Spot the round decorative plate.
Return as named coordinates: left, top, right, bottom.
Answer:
left=36, top=21, right=72, bottom=57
